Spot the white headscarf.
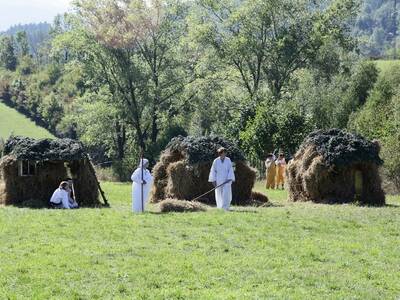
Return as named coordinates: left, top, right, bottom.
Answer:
left=138, top=158, right=149, bottom=169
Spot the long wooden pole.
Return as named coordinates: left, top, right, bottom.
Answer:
left=141, top=150, right=144, bottom=212
left=191, top=180, right=230, bottom=202
left=85, top=154, right=109, bottom=207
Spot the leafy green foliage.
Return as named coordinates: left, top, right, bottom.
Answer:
left=239, top=101, right=312, bottom=159
left=189, top=0, right=358, bottom=100
left=350, top=65, right=400, bottom=189
left=354, top=0, right=400, bottom=58
left=0, top=36, right=17, bottom=71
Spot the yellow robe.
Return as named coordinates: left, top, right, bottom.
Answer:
left=265, top=159, right=276, bottom=189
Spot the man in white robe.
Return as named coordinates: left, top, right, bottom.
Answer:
left=49, top=181, right=71, bottom=209
left=208, top=147, right=235, bottom=211
left=131, top=158, right=153, bottom=213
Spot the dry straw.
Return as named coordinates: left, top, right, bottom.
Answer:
left=159, top=198, right=207, bottom=213
left=150, top=136, right=257, bottom=205
left=0, top=136, right=100, bottom=207
left=286, top=129, right=385, bottom=205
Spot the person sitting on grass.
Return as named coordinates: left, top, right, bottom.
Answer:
left=64, top=178, right=79, bottom=209
left=49, top=181, right=71, bottom=209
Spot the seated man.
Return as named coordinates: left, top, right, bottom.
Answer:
left=49, top=181, right=71, bottom=209
left=64, top=178, right=79, bottom=209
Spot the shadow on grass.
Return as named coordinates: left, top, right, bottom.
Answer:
left=11, top=200, right=111, bottom=210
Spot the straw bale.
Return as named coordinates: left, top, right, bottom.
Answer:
left=159, top=198, right=207, bottom=213
left=287, top=129, right=385, bottom=205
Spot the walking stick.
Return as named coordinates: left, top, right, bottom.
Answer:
left=71, top=180, right=76, bottom=202
left=140, top=150, right=144, bottom=212
left=191, top=180, right=230, bottom=202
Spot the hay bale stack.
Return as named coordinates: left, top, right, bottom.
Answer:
left=287, top=129, right=385, bottom=205
left=0, top=136, right=101, bottom=207
left=150, top=136, right=256, bottom=205
left=159, top=199, right=207, bottom=213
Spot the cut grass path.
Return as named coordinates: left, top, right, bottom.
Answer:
left=0, top=102, right=53, bottom=139
left=0, top=182, right=399, bottom=299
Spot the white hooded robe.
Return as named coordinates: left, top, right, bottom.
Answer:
left=131, top=160, right=153, bottom=213
left=208, top=157, right=235, bottom=210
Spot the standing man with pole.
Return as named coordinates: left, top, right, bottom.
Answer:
left=141, top=150, right=144, bottom=212
left=208, top=147, right=235, bottom=211
left=131, top=156, right=153, bottom=213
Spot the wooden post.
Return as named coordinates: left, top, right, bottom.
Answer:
left=85, top=154, right=109, bottom=207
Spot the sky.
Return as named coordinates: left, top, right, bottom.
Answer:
left=0, top=0, right=72, bottom=31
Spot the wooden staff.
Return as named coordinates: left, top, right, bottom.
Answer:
left=85, top=154, right=109, bottom=206
left=191, top=180, right=230, bottom=202
left=71, top=179, right=76, bottom=202
left=140, top=150, right=144, bottom=212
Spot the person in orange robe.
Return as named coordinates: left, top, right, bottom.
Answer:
left=275, top=153, right=287, bottom=190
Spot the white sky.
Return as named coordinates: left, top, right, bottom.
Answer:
left=0, top=0, right=72, bottom=31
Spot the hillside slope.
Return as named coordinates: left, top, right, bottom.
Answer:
left=0, top=102, right=54, bottom=139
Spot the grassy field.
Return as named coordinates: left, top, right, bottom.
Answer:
left=0, top=182, right=399, bottom=299
left=374, top=59, right=400, bottom=73
left=0, top=102, right=54, bottom=140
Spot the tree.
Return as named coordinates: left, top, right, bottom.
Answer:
left=54, top=0, right=194, bottom=159
left=15, top=31, right=30, bottom=57
left=189, top=0, right=358, bottom=101
left=0, top=36, right=18, bottom=71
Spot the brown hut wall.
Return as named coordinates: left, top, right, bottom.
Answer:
left=0, top=157, right=67, bottom=206
left=286, top=145, right=385, bottom=205
left=68, top=159, right=100, bottom=206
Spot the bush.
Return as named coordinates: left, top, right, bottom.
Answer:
left=17, top=56, right=35, bottom=75
left=349, top=65, right=400, bottom=191
left=240, top=100, right=312, bottom=160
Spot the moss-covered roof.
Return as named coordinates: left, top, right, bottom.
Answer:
left=303, top=129, right=383, bottom=167
left=3, top=136, right=86, bottom=161
left=166, top=136, right=246, bottom=164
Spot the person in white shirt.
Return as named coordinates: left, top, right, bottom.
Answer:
left=208, top=147, right=235, bottom=211
left=49, top=182, right=71, bottom=209
left=131, top=158, right=153, bottom=213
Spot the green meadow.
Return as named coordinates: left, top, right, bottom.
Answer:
left=0, top=102, right=54, bottom=140
left=0, top=182, right=399, bottom=299
left=374, top=59, right=400, bottom=73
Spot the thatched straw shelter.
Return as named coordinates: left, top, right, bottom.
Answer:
left=150, top=136, right=257, bottom=205
left=0, top=136, right=105, bottom=207
left=287, top=129, right=385, bottom=205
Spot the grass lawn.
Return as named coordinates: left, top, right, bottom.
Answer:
left=0, top=102, right=54, bottom=140
left=0, top=182, right=399, bottom=299
left=374, top=59, right=400, bottom=74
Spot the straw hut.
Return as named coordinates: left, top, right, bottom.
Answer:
left=0, top=136, right=104, bottom=207
left=150, top=136, right=257, bottom=205
left=286, top=129, right=385, bottom=205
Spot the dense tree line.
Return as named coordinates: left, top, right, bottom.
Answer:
left=354, top=0, right=400, bottom=58
left=0, top=0, right=399, bottom=186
